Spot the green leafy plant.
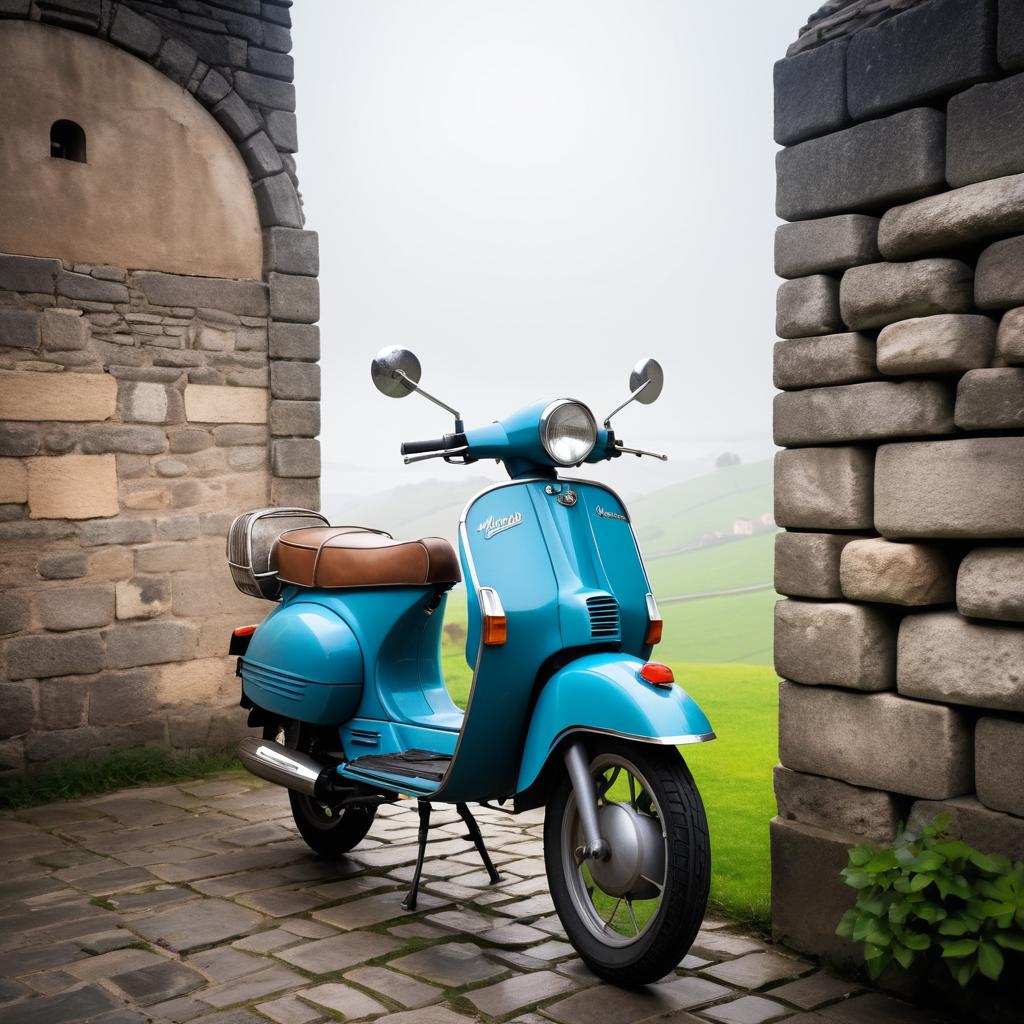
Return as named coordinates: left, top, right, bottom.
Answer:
left=837, top=814, right=1024, bottom=987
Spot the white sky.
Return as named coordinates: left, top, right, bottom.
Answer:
left=291, top=1, right=812, bottom=499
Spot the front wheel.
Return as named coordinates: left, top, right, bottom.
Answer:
left=544, top=739, right=710, bottom=987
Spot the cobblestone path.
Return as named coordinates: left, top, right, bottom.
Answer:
left=0, top=773, right=951, bottom=1024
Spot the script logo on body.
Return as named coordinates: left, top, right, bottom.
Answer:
left=595, top=505, right=629, bottom=522
left=477, top=511, right=523, bottom=539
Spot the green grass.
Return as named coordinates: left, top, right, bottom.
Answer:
left=657, top=588, right=775, bottom=666
left=0, top=746, right=244, bottom=811
left=647, top=532, right=775, bottom=596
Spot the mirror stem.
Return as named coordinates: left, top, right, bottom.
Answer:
left=602, top=379, right=650, bottom=428
left=393, top=369, right=462, bottom=424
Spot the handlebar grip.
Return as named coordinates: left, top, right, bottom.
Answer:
left=400, top=437, right=447, bottom=455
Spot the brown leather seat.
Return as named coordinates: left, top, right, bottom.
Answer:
left=275, top=527, right=461, bottom=589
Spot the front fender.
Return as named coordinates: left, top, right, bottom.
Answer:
left=515, top=652, right=715, bottom=794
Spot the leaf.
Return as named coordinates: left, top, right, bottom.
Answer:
left=969, top=850, right=1001, bottom=873
left=933, top=840, right=974, bottom=862
left=892, top=942, right=915, bottom=970
left=977, top=942, right=1004, bottom=982
left=901, top=931, right=931, bottom=951
left=951, top=957, right=976, bottom=988
left=940, top=938, right=979, bottom=959
left=993, top=932, right=1024, bottom=952
left=909, top=872, right=933, bottom=892
left=848, top=846, right=873, bottom=867
left=911, top=851, right=946, bottom=872
left=843, top=869, right=873, bottom=890
left=863, top=942, right=885, bottom=961
left=836, top=909, right=857, bottom=939
left=913, top=902, right=946, bottom=924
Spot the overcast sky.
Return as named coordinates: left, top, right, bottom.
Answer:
left=291, top=1, right=812, bottom=499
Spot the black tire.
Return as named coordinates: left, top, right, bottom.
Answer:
left=262, top=722, right=377, bottom=858
left=544, top=738, right=710, bottom=987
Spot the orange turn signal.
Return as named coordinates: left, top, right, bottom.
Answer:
left=639, top=662, right=674, bottom=688
left=644, top=592, right=663, bottom=645
left=233, top=624, right=258, bottom=637
left=479, top=587, right=507, bottom=646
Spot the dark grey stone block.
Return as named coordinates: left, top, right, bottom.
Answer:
left=777, top=108, right=946, bottom=221
left=272, top=438, right=320, bottom=478
left=998, top=0, right=1024, bottom=70
left=908, top=796, right=1024, bottom=861
left=211, top=93, right=261, bottom=142
left=774, top=333, right=879, bottom=391
left=248, top=46, right=294, bottom=81
left=268, top=321, right=318, bottom=360
left=0, top=425, right=39, bottom=456
left=270, top=360, right=319, bottom=401
left=773, top=39, right=847, bottom=146
left=110, top=960, right=205, bottom=1007
left=0, top=308, right=39, bottom=349
left=270, top=400, right=320, bottom=437
left=105, top=620, right=197, bottom=669
left=847, top=0, right=997, bottom=120
left=958, top=547, right=1024, bottom=622
left=196, top=68, right=231, bottom=107
left=774, top=531, right=860, bottom=600
left=108, top=4, right=162, bottom=58
left=776, top=275, right=841, bottom=339
left=132, top=272, right=267, bottom=316
left=79, top=518, right=155, bottom=546
left=268, top=273, right=318, bottom=323
left=263, top=228, right=319, bottom=276
left=775, top=214, right=879, bottom=278
left=38, top=551, right=88, bottom=579
left=253, top=173, right=303, bottom=228
left=0, top=984, right=117, bottom=1024
left=265, top=109, right=298, bottom=152
left=263, top=3, right=291, bottom=27
left=976, top=235, right=1024, bottom=310
left=0, top=253, right=59, bottom=293
left=263, top=23, right=292, bottom=55
left=0, top=594, right=29, bottom=636
left=80, top=426, right=168, bottom=455
left=239, top=131, right=284, bottom=180
left=840, top=258, right=973, bottom=330
left=234, top=70, right=296, bottom=112
left=155, top=37, right=198, bottom=88
left=947, top=73, right=1024, bottom=187
left=56, top=271, right=128, bottom=304
left=7, top=632, right=105, bottom=680
left=774, top=446, right=874, bottom=530
left=36, top=0, right=100, bottom=31
left=955, top=368, right=1024, bottom=430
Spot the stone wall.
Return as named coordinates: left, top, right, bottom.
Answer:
left=0, top=1, right=320, bottom=770
left=773, top=0, right=1024, bottom=964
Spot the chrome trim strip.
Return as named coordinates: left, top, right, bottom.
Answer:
left=550, top=725, right=717, bottom=748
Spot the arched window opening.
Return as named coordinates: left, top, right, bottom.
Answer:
left=50, top=119, right=86, bottom=162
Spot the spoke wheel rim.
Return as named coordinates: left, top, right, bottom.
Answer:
left=269, top=723, right=346, bottom=831
left=560, top=751, right=668, bottom=948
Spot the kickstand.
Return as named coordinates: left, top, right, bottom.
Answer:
left=402, top=799, right=432, bottom=911
left=456, top=802, right=501, bottom=885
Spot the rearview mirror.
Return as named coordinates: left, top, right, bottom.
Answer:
left=371, top=347, right=421, bottom=399
left=629, top=357, right=664, bottom=405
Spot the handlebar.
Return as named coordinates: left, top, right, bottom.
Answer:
left=400, top=433, right=466, bottom=456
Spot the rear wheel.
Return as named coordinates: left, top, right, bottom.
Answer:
left=263, top=722, right=376, bottom=858
left=544, top=739, right=710, bottom=987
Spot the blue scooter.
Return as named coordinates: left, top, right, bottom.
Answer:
left=227, top=348, right=715, bottom=985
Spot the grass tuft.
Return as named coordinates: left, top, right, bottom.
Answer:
left=0, top=745, right=242, bottom=811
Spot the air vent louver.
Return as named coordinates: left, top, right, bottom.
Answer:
left=587, top=595, right=621, bottom=640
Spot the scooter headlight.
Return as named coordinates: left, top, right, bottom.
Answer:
left=540, top=400, right=598, bottom=466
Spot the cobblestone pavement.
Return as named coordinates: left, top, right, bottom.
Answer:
left=0, top=773, right=953, bottom=1024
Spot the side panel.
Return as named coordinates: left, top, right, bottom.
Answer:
left=516, top=653, right=716, bottom=793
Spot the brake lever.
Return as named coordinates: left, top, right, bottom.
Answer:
left=402, top=446, right=469, bottom=465
left=614, top=442, right=668, bottom=461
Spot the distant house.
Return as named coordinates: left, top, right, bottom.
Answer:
left=733, top=518, right=754, bottom=536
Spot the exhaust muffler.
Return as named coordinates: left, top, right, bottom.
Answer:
left=238, top=736, right=331, bottom=798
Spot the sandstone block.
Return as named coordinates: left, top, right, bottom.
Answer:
left=899, top=610, right=1024, bottom=711
left=105, top=620, right=198, bottom=670
left=879, top=172, right=1024, bottom=259
left=136, top=540, right=220, bottom=574
left=775, top=215, right=879, bottom=280
left=957, top=546, right=1024, bottom=622
left=955, top=368, right=1024, bottom=430
left=272, top=438, right=320, bottom=478
left=268, top=273, right=319, bottom=324
left=116, top=578, right=171, bottom=620
left=774, top=765, right=902, bottom=841
left=975, top=717, right=1024, bottom=818
left=776, top=108, right=946, bottom=221
left=270, top=361, right=320, bottom=401
left=840, top=538, right=955, bottom=607
left=774, top=446, right=874, bottom=530
left=775, top=276, right=842, bottom=339
left=0, top=369, right=116, bottom=422
left=271, top=477, right=319, bottom=510
left=0, top=458, right=28, bottom=504
left=36, top=585, right=115, bottom=631
left=0, top=308, right=39, bottom=349
left=947, top=71, right=1024, bottom=187
left=840, top=260, right=973, bottom=330
left=774, top=531, right=859, bottom=599
left=876, top=314, right=996, bottom=375
left=88, top=669, right=158, bottom=726
left=270, top=400, right=319, bottom=438
left=976, top=235, right=1024, bottom=310
left=156, top=657, right=239, bottom=708
left=846, top=0, right=996, bottom=120
left=268, top=322, right=319, bottom=361
left=997, top=307, right=1024, bottom=364
left=773, top=380, right=953, bottom=446
left=773, top=38, right=848, bottom=146
left=775, top=599, right=895, bottom=691
left=779, top=681, right=973, bottom=798
left=184, top=384, right=268, bottom=424
left=40, top=309, right=89, bottom=350
left=132, top=273, right=267, bottom=317
left=908, top=796, right=1024, bottom=859
left=121, top=382, right=172, bottom=425
left=771, top=818, right=858, bottom=965
left=88, top=546, right=134, bottom=579
left=8, top=632, right=105, bottom=680
left=263, top=229, right=319, bottom=276
left=773, top=333, right=878, bottom=391
left=875, top=438, right=1024, bottom=539
left=27, top=454, right=118, bottom=520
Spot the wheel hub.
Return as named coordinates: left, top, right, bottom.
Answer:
left=587, top=801, right=665, bottom=899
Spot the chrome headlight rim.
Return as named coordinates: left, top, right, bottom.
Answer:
left=539, top=398, right=598, bottom=466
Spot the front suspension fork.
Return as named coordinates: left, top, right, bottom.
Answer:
left=564, top=739, right=610, bottom=863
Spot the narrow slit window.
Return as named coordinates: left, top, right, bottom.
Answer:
left=50, top=119, right=86, bottom=162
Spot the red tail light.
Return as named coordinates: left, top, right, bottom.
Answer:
left=639, top=662, right=674, bottom=688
